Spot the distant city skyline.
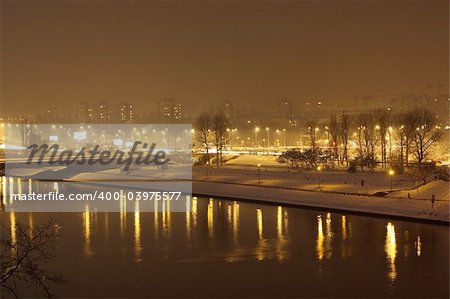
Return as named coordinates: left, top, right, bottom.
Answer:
left=1, top=0, right=448, bottom=116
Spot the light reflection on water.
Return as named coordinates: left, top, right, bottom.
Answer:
left=0, top=177, right=449, bottom=297
left=207, top=198, right=214, bottom=238
left=385, top=222, right=397, bottom=283
left=340, top=215, right=353, bottom=258
left=134, top=201, right=142, bottom=261
left=2, top=176, right=7, bottom=202
left=9, top=211, right=16, bottom=246
left=317, top=214, right=324, bottom=260
left=83, top=204, right=92, bottom=257
left=415, top=236, right=422, bottom=257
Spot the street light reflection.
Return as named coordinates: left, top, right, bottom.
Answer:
left=385, top=222, right=397, bottom=283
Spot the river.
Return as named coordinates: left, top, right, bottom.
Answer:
left=1, top=195, right=448, bottom=297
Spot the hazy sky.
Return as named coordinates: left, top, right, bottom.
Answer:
left=1, top=0, right=448, bottom=116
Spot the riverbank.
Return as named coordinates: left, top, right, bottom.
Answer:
left=6, top=162, right=449, bottom=223
left=192, top=180, right=449, bottom=224
left=70, top=167, right=449, bottom=224
left=192, top=166, right=449, bottom=224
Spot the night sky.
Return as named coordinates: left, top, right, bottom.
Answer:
left=1, top=0, right=448, bottom=115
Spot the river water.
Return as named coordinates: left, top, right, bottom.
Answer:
left=0, top=177, right=449, bottom=297
left=1, top=196, right=449, bottom=298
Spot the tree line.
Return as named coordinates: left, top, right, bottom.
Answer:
left=195, top=110, right=229, bottom=167
left=195, top=107, right=444, bottom=171
left=287, top=107, right=443, bottom=171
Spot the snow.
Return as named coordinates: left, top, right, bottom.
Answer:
left=192, top=166, right=449, bottom=223
left=72, top=165, right=448, bottom=222
left=192, top=180, right=449, bottom=223
left=390, top=180, right=449, bottom=201
left=195, top=166, right=429, bottom=197
left=4, top=155, right=449, bottom=222
left=224, top=154, right=281, bottom=166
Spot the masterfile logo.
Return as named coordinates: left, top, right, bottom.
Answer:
left=2, top=124, right=192, bottom=212
left=26, top=141, right=170, bottom=171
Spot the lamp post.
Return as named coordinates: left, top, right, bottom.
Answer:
left=388, top=126, right=393, bottom=165
left=276, top=129, right=280, bottom=147
left=255, top=127, right=260, bottom=148
left=317, top=166, right=322, bottom=190
left=206, top=161, right=210, bottom=179
left=388, top=169, right=394, bottom=192
left=191, top=128, right=195, bottom=149
left=315, top=127, right=319, bottom=140
left=257, top=163, right=261, bottom=183
left=266, top=127, right=270, bottom=148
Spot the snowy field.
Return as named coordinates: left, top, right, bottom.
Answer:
left=4, top=153, right=449, bottom=222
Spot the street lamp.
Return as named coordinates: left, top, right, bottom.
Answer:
left=388, top=169, right=394, bottom=191
left=276, top=129, right=280, bottom=147
left=227, top=128, right=231, bottom=149
left=255, top=127, right=260, bottom=148
left=317, top=166, right=322, bottom=190
left=266, top=127, right=270, bottom=149
left=232, top=128, right=237, bottom=149
left=257, top=163, right=261, bottom=183
left=388, top=126, right=393, bottom=165
left=206, top=161, right=210, bottom=179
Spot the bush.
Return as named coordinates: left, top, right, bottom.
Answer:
left=391, top=160, right=404, bottom=174
left=347, top=160, right=357, bottom=173
left=354, top=154, right=376, bottom=170
left=435, top=166, right=449, bottom=182
left=277, top=148, right=332, bottom=169
left=408, top=162, right=436, bottom=180
left=193, top=153, right=210, bottom=166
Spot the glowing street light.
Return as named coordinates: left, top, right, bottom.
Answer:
left=276, top=129, right=281, bottom=147
left=388, top=169, right=395, bottom=192
left=257, top=163, right=261, bottom=183
left=317, top=166, right=322, bottom=190
left=255, top=127, right=260, bottom=147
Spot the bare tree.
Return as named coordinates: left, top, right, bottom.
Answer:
left=328, top=114, right=339, bottom=161
left=375, top=109, right=390, bottom=169
left=408, top=108, right=442, bottom=165
left=395, top=112, right=414, bottom=167
left=395, top=113, right=406, bottom=167
left=1, top=220, right=65, bottom=298
left=356, top=113, right=375, bottom=162
left=306, top=121, right=319, bottom=152
left=212, top=110, right=229, bottom=167
left=401, top=111, right=418, bottom=167
left=195, top=112, right=212, bottom=165
left=339, top=111, right=351, bottom=166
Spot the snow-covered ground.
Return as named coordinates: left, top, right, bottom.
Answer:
left=194, top=166, right=445, bottom=197
left=224, top=154, right=281, bottom=167
left=192, top=164, right=449, bottom=223
left=192, top=180, right=449, bottom=223
left=215, top=154, right=449, bottom=199
left=390, top=180, right=449, bottom=201
left=5, top=154, right=448, bottom=222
